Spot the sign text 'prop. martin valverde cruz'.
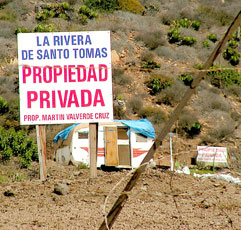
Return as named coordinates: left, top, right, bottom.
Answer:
left=18, top=31, right=113, bottom=125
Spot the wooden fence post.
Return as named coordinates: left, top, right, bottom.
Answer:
left=98, top=10, right=241, bottom=230
left=36, top=125, right=47, bottom=181
left=89, top=123, right=99, bottom=178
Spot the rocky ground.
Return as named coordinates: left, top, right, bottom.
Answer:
left=0, top=160, right=241, bottom=230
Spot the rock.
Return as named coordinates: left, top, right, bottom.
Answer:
left=53, top=183, right=69, bottom=195
left=111, top=50, right=120, bottom=64
left=4, top=187, right=15, bottom=197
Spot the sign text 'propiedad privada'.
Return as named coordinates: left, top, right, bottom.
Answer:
left=18, top=31, right=113, bottom=125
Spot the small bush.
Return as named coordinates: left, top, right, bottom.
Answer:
left=84, top=0, right=118, bottom=12
left=117, top=0, right=145, bottom=15
left=207, top=33, right=217, bottom=43
left=183, top=122, right=202, bottom=137
left=197, top=5, right=233, bottom=27
left=178, top=74, right=193, bottom=86
left=222, top=33, right=240, bottom=66
left=0, top=0, right=11, bottom=9
left=138, top=106, right=166, bottom=126
left=202, top=123, right=235, bottom=144
left=172, top=18, right=192, bottom=29
left=224, top=85, right=241, bottom=98
left=177, top=111, right=202, bottom=137
left=78, top=5, right=98, bottom=24
left=191, top=20, right=200, bottom=31
left=145, top=74, right=174, bottom=95
left=112, top=68, right=131, bottom=86
left=180, top=36, right=197, bottom=46
left=0, top=128, right=38, bottom=168
left=196, top=91, right=231, bottom=113
left=15, top=26, right=30, bottom=34
left=0, top=96, right=8, bottom=115
left=156, top=80, right=186, bottom=106
left=167, top=28, right=182, bottom=44
left=34, top=24, right=56, bottom=32
left=154, top=46, right=176, bottom=61
left=141, top=60, right=160, bottom=70
left=36, top=2, right=71, bottom=21
left=207, top=66, right=241, bottom=88
left=128, top=96, right=143, bottom=114
left=202, top=40, right=210, bottom=49
left=0, top=9, right=16, bottom=21
left=140, top=50, right=154, bottom=62
left=135, top=30, right=166, bottom=50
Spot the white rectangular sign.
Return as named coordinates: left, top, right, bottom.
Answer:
left=197, top=146, right=227, bottom=163
left=18, top=31, right=113, bottom=125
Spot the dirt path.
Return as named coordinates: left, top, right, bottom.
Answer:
left=0, top=160, right=241, bottom=230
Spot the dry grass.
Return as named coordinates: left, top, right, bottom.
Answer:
left=135, top=30, right=166, bottom=50
left=156, top=80, right=186, bottom=106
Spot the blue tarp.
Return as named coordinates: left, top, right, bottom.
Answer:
left=53, top=119, right=155, bottom=143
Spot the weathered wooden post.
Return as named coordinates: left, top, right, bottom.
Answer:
left=99, top=10, right=241, bottom=230
left=36, top=125, right=47, bottom=181
left=89, top=122, right=99, bottom=178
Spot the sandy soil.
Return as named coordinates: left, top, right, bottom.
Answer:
left=0, top=160, right=241, bottom=230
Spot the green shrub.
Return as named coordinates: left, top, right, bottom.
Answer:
left=202, top=40, right=210, bottom=49
left=117, top=0, right=145, bottom=15
left=84, top=0, right=118, bottom=12
left=167, top=28, right=181, bottom=44
left=141, top=60, right=160, bottom=70
left=183, top=122, right=202, bottom=137
left=193, top=63, right=204, bottom=70
left=0, top=96, right=8, bottom=115
left=36, top=2, right=71, bottom=21
left=222, top=34, right=240, bottom=66
left=229, top=53, right=240, bottom=66
left=78, top=5, right=98, bottom=23
left=171, top=18, right=200, bottom=31
left=228, top=40, right=238, bottom=49
left=0, top=128, right=38, bottom=168
left=172, top=18, right=191, bottom=28
left=207, top=66, right=241, bottom=88
left=34, top=24, right=56, bottom=32
left=177, top=111, right=202, bottom=138
left=145, top=74, right=174, bottom=95
left=191, top=20, right=200, bottom=31
left=181, top=36, right=197, bottom=46
left=178, top=74, right=193, bottom=86
left=207, top=33, right=217, bottom=43
left=0, top=0, right=11, bottom=9
left=15, top=27, right=30, bottom=34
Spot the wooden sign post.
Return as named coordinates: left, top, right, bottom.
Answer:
left=99, top=10, right=241, bottom=230
left=36, top=125, right=47, bottom=181
left=89, top=123, right=99, bottom=178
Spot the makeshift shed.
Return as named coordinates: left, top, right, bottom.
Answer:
left=53, top=119, right=155, bottom=168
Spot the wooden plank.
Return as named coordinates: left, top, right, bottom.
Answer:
left=98, top=10, right=241, bottom=230
left=36, top=125, right=47, bottom=181
left=89, top=123, right=98, bottom=178
left=105, top=127, right=118, bottom=166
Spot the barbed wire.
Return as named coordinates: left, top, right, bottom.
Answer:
left=2, top=63, right=241, bottom=75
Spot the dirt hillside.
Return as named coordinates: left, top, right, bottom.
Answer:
left=0, top=160, right=241, bottom=230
